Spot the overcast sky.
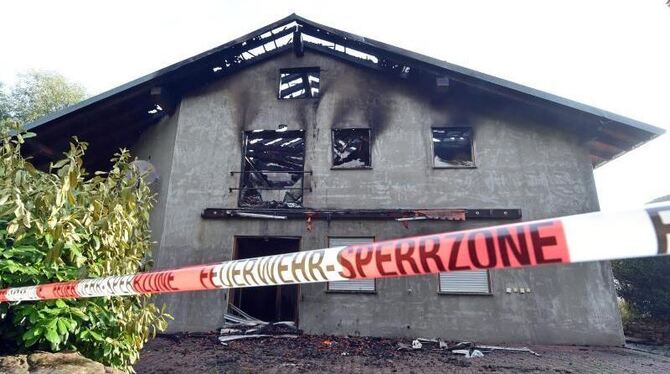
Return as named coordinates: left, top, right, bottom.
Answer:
left=1, top=0, right=668, bottom=211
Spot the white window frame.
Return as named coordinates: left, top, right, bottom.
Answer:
left=326, top=237, right=376, bottom=294
left=438, top=270, right=492, bottom=295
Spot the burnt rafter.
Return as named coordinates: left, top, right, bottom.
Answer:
left=23, top=13, right=663, bottom=171
left=293, top=29, right=304, bottom=57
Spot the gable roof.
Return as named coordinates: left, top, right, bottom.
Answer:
left=24, top=14, right=664, bottom=168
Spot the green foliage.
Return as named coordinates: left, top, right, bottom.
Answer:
left=612, top=257, right=670, bottom=319
left=0, top=70, right=86, bottom=124
left=0, top=82, right=9, bottom=123
left=0, top=122, right=170, bottom=372
left=617, top=298, right=634, bottom=328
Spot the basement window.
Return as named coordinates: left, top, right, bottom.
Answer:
left=438, top=271, right=491, bottom=295
left=278, top=67, right=320, bottom=99
left=332, top=128, right=372, bottom=169
left=327, top=237, right=376, bottom=293
left=432, top=127, right=475, bottom=168
left=238, top=129, right=306, bottom=208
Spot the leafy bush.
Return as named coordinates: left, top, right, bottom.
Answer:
left=612, top=256, right=670, bottom=319
left=617, top=297, right=634, bottom=328
left=0, top=122, right=170, bottom=372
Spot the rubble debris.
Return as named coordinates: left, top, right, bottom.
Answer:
left=449, top=341, right=474, bottom=351
left=220, top=328, right=242, bottom=334
left=219, top=334, right=299, bottom=344
left=220, top=305, right=302, bottom=346
left=416, top=337, right=449, bottom=349
left=452, top=349, right=484, bottom=358
left=138, top=332, right=669, bottom=373
left=397, top=342, right=412, bottom=351
left=476, top=344, right=540, bottom=357
left=470, top=350, right=484, bottom=358
left=274, top=321, right=297, bottom=328
left=412, top=340, right=423, bottom=350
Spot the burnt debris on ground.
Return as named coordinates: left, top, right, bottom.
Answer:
left=219, top=307, right=539, bottom=360
left=135, top=332, right=670, bottom=374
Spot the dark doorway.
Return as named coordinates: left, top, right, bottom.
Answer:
left=230, top=237, right=300, bottom=323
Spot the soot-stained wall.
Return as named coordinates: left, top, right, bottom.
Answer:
left=135, top=50, right=623, bottom=345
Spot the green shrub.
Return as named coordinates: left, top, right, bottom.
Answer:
left=617, top=297, right=634, bottom=328
left=0, top=121, right=170, bottom=372
left=612, top=256, right=670, bottom=319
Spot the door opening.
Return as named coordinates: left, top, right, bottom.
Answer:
left=230, top=237, right=300, bottom=323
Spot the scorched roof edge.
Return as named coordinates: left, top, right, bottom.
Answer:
left=23, top=13, right=665, bottom=139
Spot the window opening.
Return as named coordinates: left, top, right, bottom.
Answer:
left=332, top=128, right=371, bottom=169
left=239, top=129, right=306, bottom=208
left=432, top=127, right=474, bottom=168
left=279, top=67, right=320, bottom=99
left=438, top=270, right=490, bottom=294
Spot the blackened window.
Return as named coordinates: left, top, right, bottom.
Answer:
left=332, top=128, right=371, bottom=169
left=239, top=130, right=306, bottom=208
left=278, top=67, right=320, bottom=99
left=432, top=127, right=475, bottom=168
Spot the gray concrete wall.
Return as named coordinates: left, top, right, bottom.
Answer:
left=131, top=109, right=180, bottom=263
left=134, top=50, right=623, bottom=345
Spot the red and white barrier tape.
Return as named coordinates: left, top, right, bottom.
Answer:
left=1, top=202, right=669, bottom=303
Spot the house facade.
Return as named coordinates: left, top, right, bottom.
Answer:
left=25, top=15, right=664, bottom=345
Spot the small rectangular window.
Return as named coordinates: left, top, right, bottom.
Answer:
left=432, top=127, right=475, bottom=168
left=327, top=237, right=375, bottom=293
left=332, top=128, right=371, bottom=169
left=278, top=67, right=320, bottom=99
left=438, top=270, right=490, bottom=294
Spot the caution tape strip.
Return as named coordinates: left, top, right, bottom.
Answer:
left=1, top=202, right=669, bottom=303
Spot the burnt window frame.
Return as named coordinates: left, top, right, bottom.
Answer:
left=430, top=126, right=476, bottom=169
left=277, top=67, right=321, bottom=100
left=237, top=129, right=307, bottom=208
left=330, top=128, right=373, bottom=170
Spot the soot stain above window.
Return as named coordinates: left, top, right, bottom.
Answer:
left=278, top=67, right=320, bottom=99
left=332, top=128, right=372, bottom=169
left=432, top=127, right=475, bottom=168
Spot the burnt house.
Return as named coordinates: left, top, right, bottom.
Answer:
left=24, top=15, right=664, bottom=345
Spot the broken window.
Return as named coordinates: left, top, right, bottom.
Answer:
left=432, top=127, right=475, bottom=168
left=332, top=128, right=371, bottom=169
left=327, top=237, right=376, bottom=293
left=239, top=129, right=306, bottom=208
left=438, top=270, right=490, bottom=294
left=278, top=67, right=320, bottom=99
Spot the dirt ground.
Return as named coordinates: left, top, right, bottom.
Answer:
left=134, top=333, right=670, bottom=373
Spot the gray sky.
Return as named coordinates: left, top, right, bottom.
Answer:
left=1, top=0, right=668, bottom=210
